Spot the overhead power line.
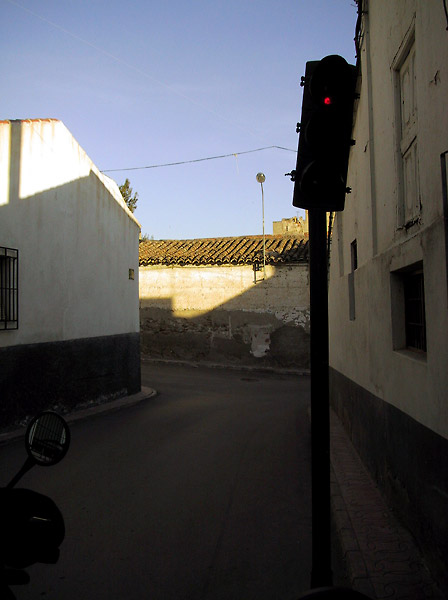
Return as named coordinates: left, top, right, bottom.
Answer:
left=101, top=145, right=296, bottom=173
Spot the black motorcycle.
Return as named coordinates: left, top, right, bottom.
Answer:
left=0, top=411, right=70, bottom=599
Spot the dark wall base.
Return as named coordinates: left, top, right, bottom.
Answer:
left=140, top=307, right=310, bottom=369
left=1, top=333, right=141, bottom=429
left=330, top=367, right=448, bottom=597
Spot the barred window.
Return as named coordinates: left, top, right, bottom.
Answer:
left=391, top=262, right=427, bottom=355
left=403, top=269, right=426, bottom=352
left=0, top=247, right=19, bottom=330
left=348, top=239, right=357, bottom=321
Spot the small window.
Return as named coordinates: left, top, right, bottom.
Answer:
left=403, top=269, right=426, bottom=351
left=390, top=262, right=427, bottom=355
left=0, top=247, right=19, bottom=330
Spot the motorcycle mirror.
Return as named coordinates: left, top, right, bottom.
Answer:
left=26, top=412, right=70, bottom=466
left=7, top=412, right=71, bottom=489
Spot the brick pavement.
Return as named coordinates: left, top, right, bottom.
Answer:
left=330, top=409, right=445, bottom=600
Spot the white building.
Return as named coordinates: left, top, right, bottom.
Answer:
left=328, top=2, right=448, bottom=593
left=0, top=119, right=141, bottom=428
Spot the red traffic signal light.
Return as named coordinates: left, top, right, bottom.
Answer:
left=310, top=54, right=355, bottom=107
left=292, top=55, right=357, bottom=212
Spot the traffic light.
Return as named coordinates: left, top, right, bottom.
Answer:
left=292, top=55, right=357, bottom=212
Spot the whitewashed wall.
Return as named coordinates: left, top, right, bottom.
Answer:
left=0, top=119, right=140, bottom=346
left=328, top=1, right=448, bottom=438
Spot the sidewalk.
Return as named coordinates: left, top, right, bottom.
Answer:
left=0, top=386, right=157, bottom=445
left=330, top=409, right=444, bottom=599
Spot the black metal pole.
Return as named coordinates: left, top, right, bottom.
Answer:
left=309, top=208, right=332, bottom=588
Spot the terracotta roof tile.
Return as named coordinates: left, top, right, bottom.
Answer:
left=139, top=235, right=309, bottom=267
left=0, top=118, right=60, bottom=124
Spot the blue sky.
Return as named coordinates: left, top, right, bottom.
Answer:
left=1, top=0, right=357, bottom=240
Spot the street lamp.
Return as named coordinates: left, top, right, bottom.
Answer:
left=256, top=172, right=266, bottom=278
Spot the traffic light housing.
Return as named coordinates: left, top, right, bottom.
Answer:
left=292, top=55, right=357, bottom=212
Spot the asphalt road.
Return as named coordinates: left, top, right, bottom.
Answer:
left=1, top=362, right=313, bottom=600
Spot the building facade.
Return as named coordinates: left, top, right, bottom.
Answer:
left=0, top=119, right=141, bottom=428
left=328, top=2, right=448, bottom=592
left=273, top=214, right=309, bottom=237
left=140, top=235, right=310, bottom=369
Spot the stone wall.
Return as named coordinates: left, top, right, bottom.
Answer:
left=140, top=263, right=310, bottom=369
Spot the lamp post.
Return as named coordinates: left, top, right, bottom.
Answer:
left=256, top=172, right=266, bottom=279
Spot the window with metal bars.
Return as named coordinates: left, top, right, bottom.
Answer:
left=348, top=239, right=357, bottom=321
left=0, top=247, right=19, bottom=330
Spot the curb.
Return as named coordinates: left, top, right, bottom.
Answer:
left=141, top=356, right=311, bottom=377
left=0, top=386, right=157, bottom=445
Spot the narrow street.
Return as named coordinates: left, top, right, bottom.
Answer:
left=1, top=363, right=312, bottom=600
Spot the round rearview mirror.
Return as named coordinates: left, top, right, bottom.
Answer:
left=26, top=411, right=71, bottom=466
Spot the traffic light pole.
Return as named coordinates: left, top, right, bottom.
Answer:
left=309, top=208, right=332, bottom=588
left=292, top=54, right=371, bottom=599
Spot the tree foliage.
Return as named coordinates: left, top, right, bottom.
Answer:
left=119, top=178, right=138, bottom=213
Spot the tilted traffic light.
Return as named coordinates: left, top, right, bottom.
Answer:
left=292, top=55, right=357, bottom=212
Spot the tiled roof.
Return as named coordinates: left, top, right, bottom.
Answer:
left=139, top=235, right=309, bottom=267
left=0, top=118, right=59, bottom=124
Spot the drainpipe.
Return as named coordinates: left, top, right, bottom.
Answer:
left=364, top=1, right=379, bottom=257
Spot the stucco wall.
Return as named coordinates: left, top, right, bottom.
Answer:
left=140, top=263, right=310, bottom=368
